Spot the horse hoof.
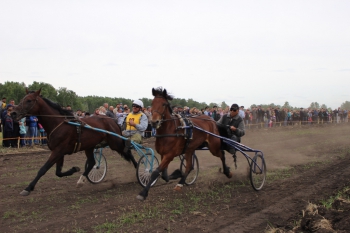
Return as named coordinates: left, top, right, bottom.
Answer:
left=74, top=167, right=81, bottom=172
left=173, top=184, right=183, bottom=191
left=228, top=172, right=233, bottom=178
left=76, top=175, right=86, bottom=187
left=136, top=195, right=145, bottom=201
left=20, top=190, right=30, bottom=196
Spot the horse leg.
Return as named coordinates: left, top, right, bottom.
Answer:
left=160, top=155, right=173, bottom=182
left=129, top=151, right=138, bottom=169
left=220, top=150, right=232, bottom=178
left=20, top=152, right=62, bottom=196
left=137, top=156, right=173, bottom=201
left=174, top=152, right=193, bottom=191
left=208, top=136, right=232, bottom=178
left=77, top=148, right=95, bottom=187
left=161, top=168, right=169, bottom=182
left=167, top=154, right=186, bottom=181
left=55, top=156, right=80, bottom=178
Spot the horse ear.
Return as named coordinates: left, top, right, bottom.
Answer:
left=35, top=88, right=42, bottom=95
left=25, top=88, right=29, bottom=94
left=152, top=88, right=156, bottom=97
left=163, top=89, right=167, bottom=97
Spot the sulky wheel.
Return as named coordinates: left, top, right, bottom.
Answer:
left=137, top=154, right=160, bottom=188
left=85, top=149, right=107, bottom=184
left=179, top=153, right=199, bottom=185
left=250, top=152, right=266, bottom=191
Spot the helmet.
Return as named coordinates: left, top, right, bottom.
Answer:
left=133, top=99, right=144, bottom=108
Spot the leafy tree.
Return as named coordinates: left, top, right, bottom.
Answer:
left=341, top=101, right=350, bottom=110
left=282, top=101, right=291, bottom=109
left=220, top=101, right=228, bottom=109
left=208, top=102, right=219, bottom=108
left=0, top=81, right=27, bottom=104
left=187, top=98, right=196, bottom=108
left=28, top=81, right=58, bottom=102
left=171, top=98, right=188, bottom=108
left=320, top=104, right=327, bottom=109
left=56, top=87, right=82, bottom=110
left=178, top=98, right=187, bottom=107
left=309, top=102, right=320, bottom=109
left=140, top=97, right=152, bottom=108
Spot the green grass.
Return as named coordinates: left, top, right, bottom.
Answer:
left=320, top=187, right=350, bottom=209
left=266, top=167, right=294, bottom=182
left=93, top=206, right=161, bottom=232
left=92, top=178, right=254, bottom=231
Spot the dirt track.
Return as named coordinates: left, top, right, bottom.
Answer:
left=1, top=123, right=350, bottom=233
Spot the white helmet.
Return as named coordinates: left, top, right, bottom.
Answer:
left=133, top=99, right=144, bottom=108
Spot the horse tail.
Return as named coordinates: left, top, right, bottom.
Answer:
left=120, top=140, right=138, bottom=168
left=122, top=151, right=133, bottom=162
left=122, top=150, right=138, bottom=169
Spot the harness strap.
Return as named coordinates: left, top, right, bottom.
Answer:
left=73, top=124, right=82, bottom=153
left=65, top=118, right=85, bottom=153
left=173, top=114, right=193, bottom=155
left=154, top=134, right=186, bottom=137
left=48, top=121, right=64, bottom=142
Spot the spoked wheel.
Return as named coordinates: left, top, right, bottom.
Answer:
left=85, top=149, right=107, bottom=184
left=250, top=153, right=266, bottom=191
left=137, top=154, right=160, bottom=188
left=179, top=154, right=199, bottom=185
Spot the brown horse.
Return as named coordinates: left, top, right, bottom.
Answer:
left=11, top=89, right=137, bottom=196
left=136, top=87, right=232, bottom=200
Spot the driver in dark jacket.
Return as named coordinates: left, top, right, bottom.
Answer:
left=217, top=103, right=245, bottom=157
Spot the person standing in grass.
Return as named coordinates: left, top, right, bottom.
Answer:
left=19, top=117, right=26, bottom=147
left=3, top=104, right=15, bottom=148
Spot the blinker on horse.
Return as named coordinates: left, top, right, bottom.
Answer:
left=136, top=87, right=233, bottom=201
left=11, top=88, right=137, bottom=196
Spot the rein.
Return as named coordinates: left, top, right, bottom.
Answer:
left=25, top=114, right=75, bottom=118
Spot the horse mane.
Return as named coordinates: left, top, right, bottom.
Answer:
left=152, top=87, right=174, bottom=101
left=27, top=90, right=73, bottom=116
left=42, top=97, right=74, bottom=116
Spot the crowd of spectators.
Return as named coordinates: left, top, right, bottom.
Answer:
left=0, top=98, right=46, bottom=148
left=1, top=96, right=350, bottom=148
left=170, top=105, right=349, bottom=127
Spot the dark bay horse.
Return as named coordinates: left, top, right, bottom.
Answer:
left=11, top=89, right=137, bottom=196
left=136, top=87, right=232, bottom=200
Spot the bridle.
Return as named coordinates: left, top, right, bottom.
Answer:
left=151, top=96, right=169, bottom=117
left=16, top=95, right=39, bottom=118
left=151, top=96, right=172, bottom=128
left=15, top=94, right=80, bottom=146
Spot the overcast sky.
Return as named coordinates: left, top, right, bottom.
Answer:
left=1, top=0, right=349, bottom=109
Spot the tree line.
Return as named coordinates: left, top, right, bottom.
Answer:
left=1, top=81, right=350, bottom=113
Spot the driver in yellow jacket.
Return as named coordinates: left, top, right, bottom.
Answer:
left=122, top=99, right=148, bottom=144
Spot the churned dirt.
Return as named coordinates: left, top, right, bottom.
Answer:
left=1, top=123, right=350, bottom=233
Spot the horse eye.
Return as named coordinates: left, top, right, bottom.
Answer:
left=26, top=100, right=32, bottom=103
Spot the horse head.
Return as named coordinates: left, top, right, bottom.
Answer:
left=151, top=87, right=173, bottom=129
left=11, top=88, right=42, bottom=120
